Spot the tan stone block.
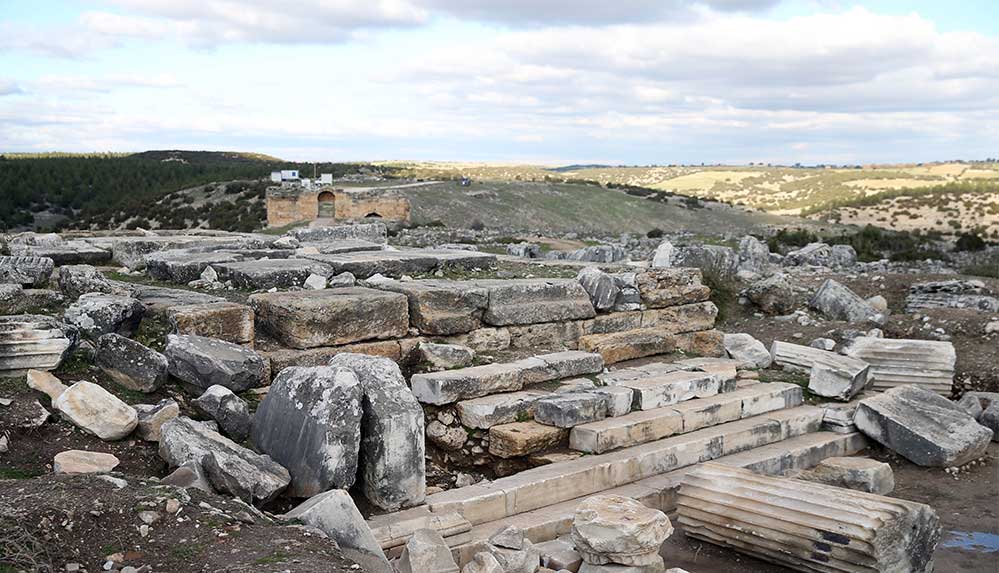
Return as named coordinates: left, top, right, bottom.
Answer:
left=489, top=421, right=568, bottom=458
left=167, top=301, right=255, bottom=345
left=640, top=301, right=717, bottom=333
left=578, top=329, right=676, bottom=364
left=569, top=408, right=683, bottom=454
left=635, top=268, right=710, bottom=308
left=673, top=329, right=725, bottom=357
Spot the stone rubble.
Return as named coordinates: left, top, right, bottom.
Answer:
left=192, top=384, right=252, bottom=442
left=53, top=380, right=138, bottom=440
left=53, top=450, right=121, bottom=474
left=95, top=333, right=169, bottom=393
left=164, top=334, right=270, bottom=393
left=63, top=293, right=145, bottom=339
left=571, top=494, right=672, bottom=570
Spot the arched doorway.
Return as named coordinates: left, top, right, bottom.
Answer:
left=317, top=191, right=336, bottom=218
left=364, top=212, right=383, bottom=219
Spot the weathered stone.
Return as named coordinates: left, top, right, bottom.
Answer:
left=536, top=538, right=583, bottom=572
left=443, top=327, right=512, bottom=353
left=53, top=450, right=120, bottom=474
left=591, top=385, right=634, bottom=417
left=165, top=334, right=269, bottom=393
left=0, top=315, right=77, bottom=376
left=678, top=463, right=939, bottom=573
left=771, top=340, right=870, bottom=392
left=427, top=420, right=468, bottom=450
left=565, top=244, right=627, bottom=263
left=301, top=249, right=496, bottom=279
left=457, top=391, right=550, bottom=429
left=328, top=353, right=425, bottom=511
left=723, top=333, right=771, bottom=369
left=291, top=222, right=388, bottom=244
left=485, top=536, right=541, bottom=573
left=634, top=269, right=709, bottom=309
left=650, top=240, right=674, bottom=268
left=507, top=242, right=542, bottom=258
left=110, top=235, right=269, bottom=270
left=809, top=279, right=885, bottom=325
left=842, top=337, right=956, bottom=395
left=744, top=273, right=795, bottom=315
left=489, top=421, right=568, bottom=458
left=737, top=235, right=771, bottom=275
left=145, top=249, right=245, bottom=283
left=784, top=242, right=857, bottom=267
left=397, top=528, right=460, bottom=573
left=571, top=494, right=672, bottom=567
left=159, top=461, right=212, bottom=492
left=674, top=329, right=726, bottom=357
left=855, top=385, right=991, bottom=466
left=577, top=267, right=621, bottom=312
left=9, top=238, right=110, bottom=266
left=809, top=337, right=836, bottom=351
left=26, top=369, right=68, bottom=400
left=129, top=284, right=225, bottom=315
left=526, top=351, right=605, bottom=384
left=579, top=329, right=676, bottom=365
left=53, top=381, right=138, bottom=440
left=63, top=293, right=144, bottom=339
left=611, top=273, right=642, bottom=312
left=535, top=393, right=608, bottom=428
left=283, top=489, right=392, bottom=573
left=58, top=265, right=128, bottom=299
left=674, top=244, right=737, bottom=278
left=192, top=385, right=252, bottom=442
left=618, top=371, right=720, bottom=411
left=799, top=456, right=895, bottom=494
left=476, top=279, right=596, bottom=326
left=419, top=342, right=476, bottom=371
left=251, top=366, right=363, bottom=496
left=96, top=334, right=168, bottom=393
left=905, top=279, right=999, bottom=313
left=212, top=258, right=332, bottom=289
left=570, top=407, right=683, bottom=454
left=372, top=279, right=489, bottom=335
left=166, top=302, right=255, bottom=346
left=981, top=400, right=999, bottom=442
left=808, top=363, right=869, bottom=402
left=0, top=256, right=54, bottom=287
left=134, top=399, right=179, bottom=442
left=159, top=416, right=290, bottom=504
left=250, top=287, right=408, bottom=349
left=639, top=303, right=717, bottom=336
left=462, top=552, right=504, bottom=573
left=957, top=393, right=984, bottom=419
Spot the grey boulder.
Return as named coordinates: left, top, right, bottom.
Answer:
left=251, top=366, right=363, bottom=497
left=96, top=333, right=169, bottom=393
left=723, top=333, right=771, bottom=369
left=809, top=279, right=885, bottom=325
left=397, top=528, right=460, bottom=573
left=744, top=273, right=795, bottom=315
left=419, top=341, right=476, bottom=371
left=577, top=267, right=620, bottom=312
left=0, top=256, right=54, bottom=287
left=283, top=489, right=392, bottom=573
left=58, top=265, right=128, bottom=299
left=164, top=334, right=270, bottom=393
left=63, top=293, right=145, bottom=339
left=192, top=385, right=252, bottom=442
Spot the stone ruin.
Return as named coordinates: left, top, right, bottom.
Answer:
left=1, top=224, right=993, bottom=572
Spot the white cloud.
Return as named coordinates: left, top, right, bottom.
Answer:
left=0, top=80, right=23, bottom=96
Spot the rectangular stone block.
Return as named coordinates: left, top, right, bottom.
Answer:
left=300, top=249, right=495, bottom=279
left=587, top=311, right=643, bottom=335
left=640, top=301, right=718, bottom=333
left=261, top=340, right=407, bottom=373
left=534, top=393, right=608, bottom=428
left=373, top=280, right=488, bottom=335
left=475, top=279, right=596, bottom=326
left=842, top=336, right=956, bottom=395
left=770, top=340, right=870, bottom=389
left=489, top=421, right=568, bottom=458
left=216, top=258, right=334, bottom=290
left=456, top=391, right=551, bottom=429
left=569, top=408, right=683, bottom=454
left=167, top=301, right=255, bottom=346
left=250, top=287, right=409, bottom=349
left=619, top=371, right=721, bottom=410
left=673, top=329, right=726, bottom=357
left=578, top=328, right=676, bottom=365
left=507, top=321, right=588, bottom=350
left=412, top=362, right=532, bottom=405
left=635, top=268, right=710, bottom=308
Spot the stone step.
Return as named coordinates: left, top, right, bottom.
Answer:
left=569, top=382, right=803, bottom=454
left=842, top=336, right=956, bottom=395
left=447, top=430, right=867, bottom=566
left=617, top=370, right=726, bottom=411
left=298, top=249, right=496, bottom=279
left=425, top=404, right=824, bottom=527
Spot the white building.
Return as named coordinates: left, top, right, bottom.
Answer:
left=320, top=173, right=334, bottom=185
left=270, top=170, right=300, bottom=183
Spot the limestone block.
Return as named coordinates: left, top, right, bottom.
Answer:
left=283, top=489, right=392, bottom=573
left=489, top=421, right=568, bottom=458
left=165, top=334, right=269, bottom=393
left=842, top=336, right=956, bottom=395
left=639, top=301, right=717, bottom=333
left=723, top=333, right=771, bottom=369
left=799, top=456, right=895, bottom=494
left=579, top=329, right=676, bottom=365
left=63, top=293, right=144, bottom=339
left=0, top=315, right=76, bottom=376
left=167, top=301, right=255, bottom=346
left=457, top=391, right=551, bottom=429
left=96, top=333, right=168, bottom=393
left=634, top=268, right=710, bottom=309
left=809, top=278, right=885, bottom=325
left=619, top=371, right=720, bottom=411
left=476, top=279, right=596, bottom=326
left=0, top=255, right=54, bottom=287
left=571, top=494, right=672, bottom=567
left=53, top=450, right=120, bottom=474
left=535, top=393, right=609, bottom=428
left=134, top=399, right=179, bottom=442
left=373, top=279, right=488, bottom=335
left=53, top=381, right=138, bottom=440
left=214, top=258, right=333, bottom=289
left=570, top=408, right=683, bottom=454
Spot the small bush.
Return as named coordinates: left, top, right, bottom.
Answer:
left=647, top=228, right=664, bottom=239
left=954, top=233, right=987, bottom=252
left=470, top=219, right=485, bottom=231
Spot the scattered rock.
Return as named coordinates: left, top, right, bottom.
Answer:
left=809, top=337, right=836, bottom=351
left=63, top=293, right=145, bottom=339
left=396, top=528, right=460, bottom=573
left=53, top=450, right=120, bottom=474
left=798, top=456, right=895, bottom=495
left=462, top=552, right=504, bottom=573
left=53, top=381, right=138, bottom=440
left=96, top=334, right=169, bottom=393
left=744, top=273, right=795, bottom=315
left=192, top=385, right=252, bottom=442
left=784, top=242, right=856, bottom=267
left=0, top=255, right=54, bottom=286
left=164, top=334, right=270, bottom=393
left=722, top=333, right=771, bottom=369
left=507, top=243, right=541, bottom=258
left=304, top=273, right=328, bottom=290
left=134, top=399, right=179, bottom=442
left=577, top=267, right=620, bottom=312
left=571, top=494, right=672, bottom=568
left=809, top=279, right=884, bottom=325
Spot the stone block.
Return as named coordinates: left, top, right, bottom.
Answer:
left=476, top=279, right=596, bottom=326
left=165, top=334, right=270, bottom=393
left=0, top=256, right=54, bottom=287
left=842, top=336, right=956, bottom=395
left=534, top=393, right=608, bottom=428
left=639, top=301, right=717, bottom=333
left=578, top=329, right=676, bottom=365
left=214, top=258, right=334, bottom=289
left=619, top=371, right=720, bottom=411
left=570, top=408, right=683, bottom=454
left=96, top=333, right=169, bottom=393
left=490, top=421, right=568, bottom=458
left=634, top=269, right=710, bottom=309
left=167, top=301, right=255, bottom=346
left=372, top=279, right=488, bottom=335
left=457, top=391, right=551, bottom=429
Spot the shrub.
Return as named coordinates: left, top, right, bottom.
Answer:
left=954, top=233, right=987, bottom=252
left=647, top=228, right=664, bottom=239
left=470, top=219, right=485, bottom=231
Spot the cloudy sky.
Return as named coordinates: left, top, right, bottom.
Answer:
left=1, top=0, right=997, bottom=164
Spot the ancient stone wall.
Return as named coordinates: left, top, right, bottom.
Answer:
left=266, top=187, right=411, bottom=228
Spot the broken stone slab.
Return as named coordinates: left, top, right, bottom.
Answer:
left=722, top=333, right=771, bottom=369
left=618, top=371, right=720, bottom=411
left=0, top=315, right=77, bottom=376
left=145, top=249, right=245, bottom=283
left=165, top=334, right=269, bottom=393
left=797, top=456, right=895, bottom=495
left=855, top=385, right=992, bottom=467
left=298, top=238, right=383, bottom=255
left=770, top=340, right=870, bottom=392
left=483, top=527, right=541, bottom=573
left=565, top=244, right=627, bottom=263
left=366, top=506, right=472, bottom=552
left=301, top=249, right=496, bottom=279
left=535, top=538, right=583, bottom=572
left=611, top=273, right=642, bottom=312
left=95, top=333, right=168, bottom=393
left=578, top=329, right=676, bottom=365
left=250, top=287, right=409, bottom=349
left=474, top=279, right=596, bottom=326
left=58, top=264, right=130, bottom=299
left=397, top=528, right=460, bottom=573
left=0, top=256, right=54, bottom=287
left=251, top=366, right=363, bottom=497
left=650, top=240, right=674, bottom=268
left=905, top=279, right=999, bottom=313
left=462, top=552, right=504, bottom=573
left=527, top=351, right=605, bottom=384
left=129, top=284, right=225, bottom=315
left=328, top=353, right=426, bottom=511
left=489, top=421, right=568, bottom=458
left=26, top=369, right=68, bottom=403
left=370, top=279, right=489, bottom=335
left=63, top=293, right=145, bottom=339
left=569, top=407, right=683, bottom=454
left=192, top=385, right=252, bottom=442
left=214, top=258, right=334, bottom=289
left=678, top=462, right=939, bottom=573
left=52, top=381, right=138, bottom=440
left=639, top=301, right=718, bottom=334
left=590, top=385, right=634, bottom=417
left=808, top=363, right=870, bottom=402
left=634, top=268, right=710, bottom=309
left=283, top=488, right=392, bottom=573
left=673, top=244, right=738, bottom=278
left=290, top=221, right=389, bottom=244
left=456, top=391, right=551, bottom=429
left=743, top=273, right=795, bottom=315
left=110, top=234, right=271, bottom=270
left=134, top=399, right=179, bottom=442
left=819, top=399, right=863, bottom=434
left=53, top=450, right=120, bottom=474
left=577, top=267, right=620, bottom=312
left=159, top=416, right=290, bottom=505
left=419, top=341, right=476, bottom=371
left=534, top=393, right=609, bottom=428
left=737, top=235, right=771, bottom=275
left=783, top=242, right=857, bottom=267
left=166, top=301, right=255, bottom=346
left=571, top=494, right=672, bottom=567
left=10, top=240, right=111, bottom=266
left=809, top=279, right=885, bottom=325
left=842, top=336, right=956, bottom=395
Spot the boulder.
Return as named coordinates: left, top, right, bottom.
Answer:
left=744, top=273, right=795, bottom=315
left=251, top=366, right=363, bottom=497
left=809, top=279, right=885, bottom=325
left=53, top=450, right=120, bottom=474
left=737, top=235, right=771, bottom=275
left=63, top=293, right=145, bottom=339
left=58, top=265, right=128, bottom=299
left=577, top=267, right=620, bottom=312
left=159, top=416, right=290, bottom=504
left=784, top=242, right=856, bottom=267
left=809, top=363, right=869, bottom=402
left=419, top=342, right=476, bottom=371
left=722, top=333, right=771, bottom=369
left=571, top=494, right=672, bottom=567
left=0, top=256, right=54, bottom=287
left=507, top=243, right=541, bottom=258
left=634, top=268, right=710, bottom=309
left=673, top=244, right=737, bottom=278
left=981, top=401, right=999, bottom=442
left=397, top=528, right=460, bottom=573
left=192, top=385, right=252, bottom=442
left=328, top=353, right=426, bottom=511
left=855, top=385, right=992, bottom=466
left=164, top=334, right=269, bottom=393
left=282, top=489, right=392, bottom=573
left=134, top=399, right=179, bottom=442
left=52, top=381, right=138, bottom=440
left=96, top=334, right=169, bottom=393
left=800, top=456, right=895, bottom=495
left=650, top=240, right=674, bottom=268
left=166, top=302, right=255, bottom=346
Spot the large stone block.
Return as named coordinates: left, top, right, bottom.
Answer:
left=639, top=302, right=717, bottom=333
left=58, top=264, right=129, bottom=299
left=723, top=333, right=771, bottom=369
left=215, top=258, right=333, bottom=289
left=0, top=256, right=54, bottom=287
left=854, top=385, right=991, bottom=467
left=164, top=334, right=270, bottom=393
left=579, top=329, right=676, bottom=365
left=457, top=391, right=551, bottom=429
left=291, top=221, right=388, bottom=244
left=251, top=366, right=363, bottom=496
left=53, top=380, right=138, bottom=440
left=570, top=408, right=683, bottom=454
left=770, top=340, right=870, bottom=391
left=534, top=393, right=609, bottom=428
left=284, top=489, right=392, bottom=572
left=842, top=336, right=956, bottom=395
left=63, top=293, right=145, bottom=339
left=130, top=284, right=225, bottom=315
left=372, top=279, right=488, bottom=335
left=167, top=301, right=255, bottom=346
left=489, top=421, right=568, bottom=458
left=673, top=329, right=726, bottom=357
left=300, top=249, right=496, bottom=279
left=475, top=279, right=596, bottom=326
left=571, top=494, right=672, bottom=567
left=145, top=249, right=244, bottom=283
left=0, top=315, right=76, bottom=376
left=809, top=279, right=885, bottom=325
left=412, top=362, right=529, bottom=405
left=329, top=353, right=426, bottom=511
left=96, top=333, right=169, bottom=393
left=250, top=287, right=409, bottom=349
left=634, top=269, right=710, bottom=309
left=618, top=371, right=720, bottom=411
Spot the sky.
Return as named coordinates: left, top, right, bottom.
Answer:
left=0, top=0, right=997, bottom=165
